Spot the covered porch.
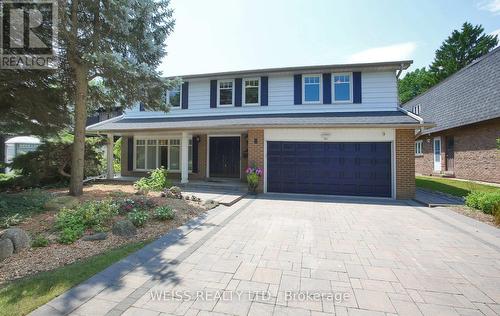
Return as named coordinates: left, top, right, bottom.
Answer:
left=103, top=130, right=256, bottom=186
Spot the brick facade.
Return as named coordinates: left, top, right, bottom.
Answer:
left=247, top=129, right=265, bottom=192
left=396, top=129, right=416, bottom=199
left=415, top=118, right=500, bottom=184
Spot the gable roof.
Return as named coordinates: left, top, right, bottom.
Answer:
left=402, top=47, right=500, bottom=134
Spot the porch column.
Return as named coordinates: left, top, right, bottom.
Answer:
left=181, top=131, right=189, bottom=184
left=106, top=134, right=114, bottom=179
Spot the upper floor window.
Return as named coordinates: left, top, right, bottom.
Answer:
left=333, top=73, right=351, bottom=102
left=218, top=80, right=234, bottom=106
left=415, top=140, right=423, bottom=156
left=167, top=85, right=181, bottom=108
left=244, top=78, right=259, bottom=105
left=303, top=75, right=321, bottom=103
left=412, top=104, right=421, bottom=115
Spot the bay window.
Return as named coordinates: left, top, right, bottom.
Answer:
left=135, top=138, right=192, bottom=171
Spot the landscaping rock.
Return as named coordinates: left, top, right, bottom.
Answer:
left=170, top=186, right=182, bottom=195
left=203, top=199, right=219, bottom=210
left=0, top=238, right=14, bottom=261
left=82, top=232, right=107, bottom=241
left=1, top=228, right=30, bottom=253
left=44, top=195, right=79, bottom=212
left=112, top=220, right=137, bottom=237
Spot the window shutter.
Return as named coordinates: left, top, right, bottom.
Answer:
left=139, top=102, right=145, bottom=111
left=181, top=82, right=189, bottom=109
left=235, top=78, right=242, bottom=107
left=127, top=137, right=134, bottom=171
left=353, top=72, right=362, bottom=103
left=294, top=74, right=302, bottom=105
left=322, top=73, right=331, bottom=104
left=260, top=76, right=268, bottom=106
left=192, top=136, right=199, bottom=173
left=210, top=80, right=217, bottom=108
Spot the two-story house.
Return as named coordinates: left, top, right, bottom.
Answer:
left=87, top=60, right=431, bottom=199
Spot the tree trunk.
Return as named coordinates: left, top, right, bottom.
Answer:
left=69, top=66, right=88, bottom=196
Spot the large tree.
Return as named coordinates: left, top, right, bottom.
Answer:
left=57, top=0, right=175, bottom=195
left=399, top=22, right=498, bottom=104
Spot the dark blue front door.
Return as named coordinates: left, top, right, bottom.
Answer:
left=267, top=141, right=392, bottom=197
left=209, top=137, right=240, bottom=178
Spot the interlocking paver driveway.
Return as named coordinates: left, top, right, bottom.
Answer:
left=32, top=195, right=500, bottom=316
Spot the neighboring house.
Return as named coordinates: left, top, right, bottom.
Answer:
left=403, top=47, right=500, bottom=184
left=87, top=60, right=431, bottom=199
left=4, top=136, right=41, bottom=173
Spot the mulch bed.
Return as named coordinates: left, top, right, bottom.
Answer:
left=0, top=183, right=209, bottom=283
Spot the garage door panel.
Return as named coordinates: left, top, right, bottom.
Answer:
left=267, top=141, right=392, bottom=197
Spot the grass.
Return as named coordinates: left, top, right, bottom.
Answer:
left=416, top=175, right=500, bottom=197
left=0, top=241, right=147, bottom=316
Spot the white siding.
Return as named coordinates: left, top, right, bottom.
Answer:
left=124, top=70, right=398, bottom=118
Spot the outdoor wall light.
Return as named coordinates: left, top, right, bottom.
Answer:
left=254, top=138, right=258, bottom=144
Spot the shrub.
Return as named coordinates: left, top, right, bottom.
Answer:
left=32, top=234, right=50, bottom=247
left=134, top=167, right=170, bottom=193
left=117, top=197, right=156, bottom=214
left=465, top=191, right=500, bottom=214
left=127, top=209, right=149, bottom=227
left=54, top=199, right=119, bottom=243
left=153, top=206, right=175, bottom=220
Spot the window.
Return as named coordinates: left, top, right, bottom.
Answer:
left=135, top=138, right=192, bottom=171
left=412, top=104, right=421, bottom=115
left=415, top=140, right=423, bottom=156
left=218, top=80, right=234, bottom=106
left=333, top=73, right=351, bottom=102
left=167, top=85, right=181, bottom=108
left=303, top=75, right=321, bottom=103
left=244, top=78, right=259, bottom=105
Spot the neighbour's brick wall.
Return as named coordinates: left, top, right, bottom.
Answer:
left=396, top=129, right=416, bottom=199
left=416, top=118, right=500, bottom=183
left=247, top=129, right=264, bottom=192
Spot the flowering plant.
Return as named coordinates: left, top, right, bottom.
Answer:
left=246, top=166, right=263, bottom=194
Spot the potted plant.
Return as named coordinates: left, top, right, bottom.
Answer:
left=245, top=165, right=263, bottom=195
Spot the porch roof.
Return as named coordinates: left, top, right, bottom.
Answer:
left=86, top=110, right=430, bottom=133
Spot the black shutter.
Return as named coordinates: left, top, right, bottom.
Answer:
left=235, top=78, right=242, bottom=107
left=210, top=80, right=217, bottom=108
left=353, top=72, right=362, bottom=103
left=322, top=73, right=331, bottom=104
left=294, top=74, right=302, bottom=105
left=127, top=137, right=134, bottom=171
left=192, top=136, right=199, bottom=173
left=260, top=76, right=268, bottom=106
left=181, top=82, right=189, bottom=109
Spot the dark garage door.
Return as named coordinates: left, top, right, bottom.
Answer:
left=267, top=141, right=392, bottom=197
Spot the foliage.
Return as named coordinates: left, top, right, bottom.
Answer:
left=117, top=197, right=156, bottom=214
left=153, top=206, right=175, bottom=220
left=0, top=241, right=147, bottom=316
left=54, top=199, right=119, bottom=243
left=8, top=133, right=105, bottom=188
left=398, top=68, right=434, bottom=104
left=32, top=235, right=50, bottom=248
left=399, top=22, right=498, bottom=104
left=134, top=167, right=171, bottom=192
left=127, top=209, right=149, bottom=227
left=415, top=176, right=499, bottom=197
left=0, top=190, right=51, bottom=228
left=245, top=166, right=263, bottom=193
left=430, top=22, right=498, bottom=83
left=113, top=137, right=122, bottom=173
left=465, top=191, right=500, bottom=214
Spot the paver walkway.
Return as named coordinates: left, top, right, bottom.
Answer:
left=31, top=194, right=500, bottom=316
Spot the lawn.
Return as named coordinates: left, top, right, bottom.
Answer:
left=0, top=241, right=147, bottom=316
left=416, top=175, right=500, bottom=197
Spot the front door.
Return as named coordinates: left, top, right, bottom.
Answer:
left=446, top=136, right=454, bottom=172
left=433, top=137, right=441, bottom=172
left=209, top=137, right=240, bottom=178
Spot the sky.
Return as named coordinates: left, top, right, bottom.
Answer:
left=159, top=0, right=500, bottom=77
